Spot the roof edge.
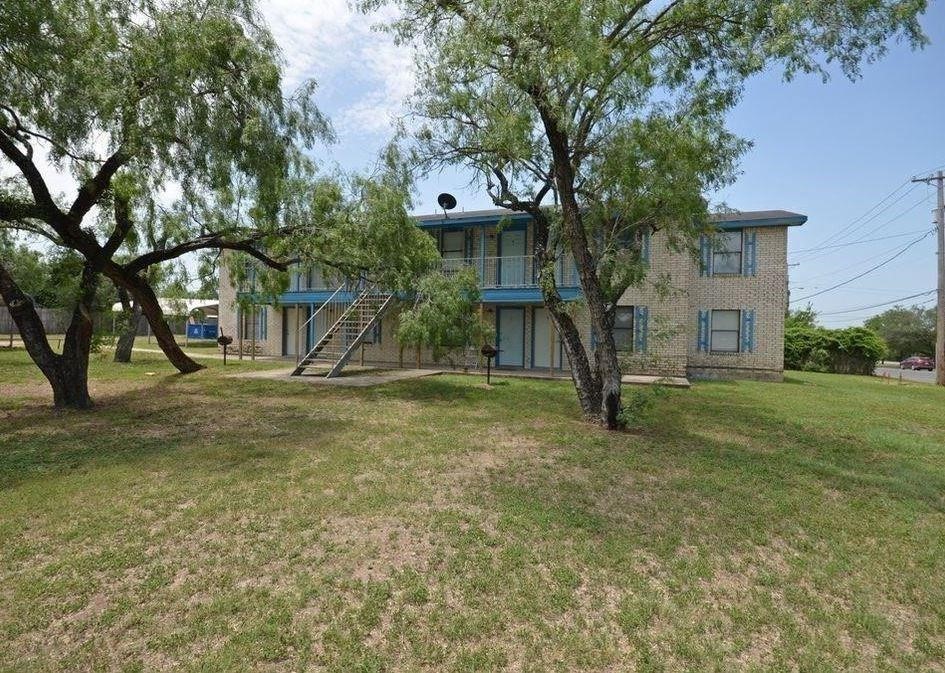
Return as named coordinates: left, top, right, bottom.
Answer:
left=413, top=207, right=807, bottom=229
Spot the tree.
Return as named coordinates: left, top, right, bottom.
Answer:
left=786, top=304, right=818, bottom=330
left=785, top=324, right=886, bottom=375
left=397, top=268, right=493, bottom=365
left=865, top=305, right=935, bottom=361
left=365, top=0, right=926, bottom=428
left=0, top=0, right=333, bottom=407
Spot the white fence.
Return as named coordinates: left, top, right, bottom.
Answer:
left=441, top=255, right=580, bottom=288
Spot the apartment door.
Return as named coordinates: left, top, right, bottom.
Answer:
left=499, top=229, right=526, bottom=286
left=283, top=306, right=300, bottom=357
left=531, top=307, right=562, bottom=370
left=497, top=307, right=525, bottom=367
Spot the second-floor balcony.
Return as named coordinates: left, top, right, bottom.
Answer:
left=441, top=255, right=579, bottom=289
left=286, top=255, right=580, bottom=293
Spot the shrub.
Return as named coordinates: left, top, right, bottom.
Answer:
left=617, top=383, right=667, bottom=429
left=784, top=324, right=886, bottom=375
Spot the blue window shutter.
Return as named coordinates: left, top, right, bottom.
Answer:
left=741, top=309, right=756, bottom=353
left=259, top=307, right=267, bottom=340
left=634, top=306, right=649, bottom=353
left=697, top=310, right=710, bottom=352
left=641, top=230, right=651, bottom=265
left=744, top=232, right=757, bottom=276
left=699, top=235, right=712, bottom=277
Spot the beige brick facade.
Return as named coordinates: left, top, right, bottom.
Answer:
left=217, top=210, right=800, bottom=380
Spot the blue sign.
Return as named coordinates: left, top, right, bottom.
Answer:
left=186, top=324, right=218, bottom=340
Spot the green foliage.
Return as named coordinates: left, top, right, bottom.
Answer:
left=229, top=146, right=440, bottom=303
left=865, top=305, right=936, bottom=360
left=616, top=384, right=667, bottom=429
left=785, top=325, right=887, bottom=375
left=0, top=0, right=330, bottom=305
left=0, top=241, right=51, bottom=305
left=786, top=304, right=818, bottom=329
left=0, top=242, right=115, bottom=313
left=365, top=0, right=926, bottom=306
left=396, top=268, right=492, bottom=363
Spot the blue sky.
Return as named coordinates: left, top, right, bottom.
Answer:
left=264, top=1, right=944, bottom=325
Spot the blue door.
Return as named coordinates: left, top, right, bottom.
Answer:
left=497, top=307, right=525, bottom=367
left=499, top=229, right=526, bottom=286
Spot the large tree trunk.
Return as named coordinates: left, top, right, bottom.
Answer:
left=105, top=266, right=204, bottom=374
left=0, top=260, right=97, bottom=409
left=113, top=287, right=141, bottom=363
left=531, top=215, right=603, bottom=418
left=536, top=115, right=625, bottom=429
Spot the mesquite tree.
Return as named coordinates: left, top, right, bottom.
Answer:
left=0, top=0, right=330, bottom=407
left=366, top=0, right=926, bottom=428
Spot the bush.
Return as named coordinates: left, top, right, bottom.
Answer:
left=784, top=325, right=886, bottom=375
left=617, top=383, right=667, bottom=429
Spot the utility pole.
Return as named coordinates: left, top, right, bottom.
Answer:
left=912, top=171, right=945, bottom=386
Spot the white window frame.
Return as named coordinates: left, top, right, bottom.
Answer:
left=712, top=231, right=744, bottom=276
left=613, top=306, right=635, bottom=352
left=440, top=230, right=465, bottom=260
left=710, top=309, right=740, bottom=353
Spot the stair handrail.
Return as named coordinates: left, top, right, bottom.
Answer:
left=300, top=281, right=377, bottom=364
left=322, top=283, right=376, bottom=342
left=295, top=282, right=346, bottom=364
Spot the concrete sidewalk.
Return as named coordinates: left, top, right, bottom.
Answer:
left=231, top=366, right=443, bottom=387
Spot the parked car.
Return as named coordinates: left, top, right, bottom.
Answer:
left=900, top=355, right=935, bottom=371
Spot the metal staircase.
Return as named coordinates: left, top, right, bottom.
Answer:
left=291, top=282, right=394, bottom=378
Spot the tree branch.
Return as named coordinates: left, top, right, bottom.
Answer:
left=0, top=128, right=60, bottom=217
left=68, top=147, right=129, bottom=219
left=124, top=229, right=293, bottom=275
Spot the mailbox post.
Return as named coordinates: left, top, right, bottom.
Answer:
left=480, top=344, right=498, bottom=384
left=217, top=333, right=233, bottom=365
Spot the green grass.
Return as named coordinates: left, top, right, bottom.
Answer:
left=1, top=350, right=944, bottom=671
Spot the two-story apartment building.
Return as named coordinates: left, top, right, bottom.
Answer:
left=218, top=208, right=806, bottom=381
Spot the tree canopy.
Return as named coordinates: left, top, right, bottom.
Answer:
left=0, top=0, right=441, bottom=406
left=865, top=304, right=936, bottom=360
left=363, top=0, right=927, bottom=428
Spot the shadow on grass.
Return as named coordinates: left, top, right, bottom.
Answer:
left=480, top=386, right=945, bottom=559
left=0, top=372, right=351, bottom=490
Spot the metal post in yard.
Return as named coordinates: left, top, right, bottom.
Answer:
left=911, top=170, right=945, bottom=386
left=548, top=311, right=555, bottom=374
left=251, top=303, right=256, bottom=362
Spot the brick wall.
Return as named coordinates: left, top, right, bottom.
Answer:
left=686, top=227, right=787, bottom=380
left=216, top=224, right=793, bottom=379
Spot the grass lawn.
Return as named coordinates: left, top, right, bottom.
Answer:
left=1, top=350, right=944, bottom=671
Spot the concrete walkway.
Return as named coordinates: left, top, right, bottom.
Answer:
left=232, top=366, right=443, bottom=387
left=621, top=374, right=691, bottom=388
left=132, top=347, right=278, bottom=362
left=231, top=364, right=689, bottom=389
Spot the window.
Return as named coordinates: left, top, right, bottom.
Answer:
left=712, top=231, right=743, bottom=275
left=613, top=307, right=634, bottom=352
left=710, top=310, right=740, bottom=353
left=440, top=230, right=465, bottom=260
left=241, top=306, right=267, bottom=341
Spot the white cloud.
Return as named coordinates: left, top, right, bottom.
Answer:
left=259, top=0, right=415, bottom=140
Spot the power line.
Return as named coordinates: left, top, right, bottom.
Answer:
left=817, top=297, right=938, bottom=323
left=792, top=193, right=930, bottom=263
left=818, top=289, right=936, bottom=316
left=794, top=164, right=943, bottom=259
left=798, top=181, right=916, bottom=254
left=788, top=228, right=931, bottom=255
left=794, top=227, right=935, bottom=284
left=789, top=231, right=934, bottom=304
